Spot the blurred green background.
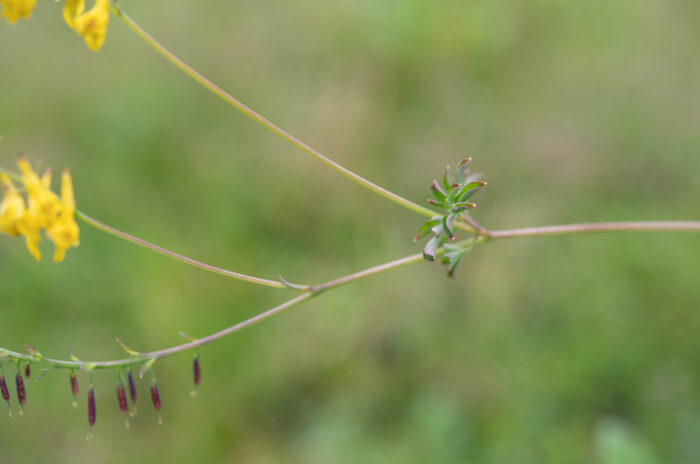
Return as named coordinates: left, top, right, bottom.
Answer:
left=1, top=0, right=700, bottom=462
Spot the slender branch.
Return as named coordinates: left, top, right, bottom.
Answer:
left=76, top=211, right=289, bottom=289
left=487, top=221, right=700, bottom=239
left=4, top=217, right=700, bottom=371
left=0, top=246, right=439, bottom=369
left=109, top=6, right=441, bottom=221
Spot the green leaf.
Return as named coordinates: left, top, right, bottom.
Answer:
left=423, top=236, right=440, bottom=261
left=442, top=214, right=455, bottom=239
left=442, top=166, right=452, bottom=192
left=414, top=218, right=442, bottom=241
left=430, top=180, right=448, bottom=205
left=455, top=181, right=486, bottom=203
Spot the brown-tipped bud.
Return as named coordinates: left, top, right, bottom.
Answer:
left=117, top=384, right=128, bottom=413
left=88, top=387, right=96, bottom=426
left=150, top=384, right=161, bottom=411
left=15, top=373, right=26, bottom=406
left=24, top=363, right=30, bottom=379
left=128, top=371, right=137, bottom=402
left=70, top=372, right=79, bottom=398
left=0, top=374, right=10, bottom=405
left=193, top=357, right=201, bottom=387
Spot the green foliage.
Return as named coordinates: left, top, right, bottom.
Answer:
left=415, top=158, right=485, bottom=275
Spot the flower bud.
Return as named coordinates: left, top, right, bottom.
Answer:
left=150, top=383, right=161, bottom=411
left=128, top=370, right=137, bottom=402
left=117, top=384, right=128, bottom=413
left=24, top=363, right=30, bottom=379
left=15, top=373, right=26, bottom=407
left=193, top=357, right=201, bottom=387
left=0, top=374, right=10, bottom=406
left=87, top=387, right=96, bottom=427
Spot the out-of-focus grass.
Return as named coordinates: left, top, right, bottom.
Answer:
left=1, top=1, right=700, bottom=462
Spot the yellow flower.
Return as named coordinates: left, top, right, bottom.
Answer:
left=0, top=0, right=37, bottom=24
left=75, top=0, right=109, bottom=52
left=17, top=157, right=61, bottom=260
left=47, top=169, right=79, bottom=262
left=0, top=174, right=26, bottom=236
left=62, top=0, right=85, bottom=31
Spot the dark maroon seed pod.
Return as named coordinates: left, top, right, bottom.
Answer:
left=150, top=384, right=161, bottom=411
left=88, top=387, right=96, bottom=426
left=70, top=372, right=79, bottom=398
left=0, top=374, right=10, bottom=404
left=193, top=357, right=201, bottom=387
left=24, top=363, right=30, bottom=379
left=15, top=373, right=26, bottom=406
left=117, top=384, right=128, bottom=413
left=128, top=371, right=137, bottom=402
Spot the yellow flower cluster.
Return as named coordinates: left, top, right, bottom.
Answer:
left=1, top=0, right=110, bottom=52
left=0, top=158, right=80, bottom=262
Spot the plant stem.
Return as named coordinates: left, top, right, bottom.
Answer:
left=486, top=221, right=700, bottom=239
left=76, top=211, right=288, bottom=289
left=110, top=6, right=439, bottom=221
left=3, top=218, right=700, bottom=370
left=0, top=247, right=436, bottom=369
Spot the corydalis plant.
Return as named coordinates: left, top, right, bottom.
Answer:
left=415, top=158, right=486, bottom=276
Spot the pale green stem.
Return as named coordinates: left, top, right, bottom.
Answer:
left=76, top=211, right=288, bottom=289
left=110, top=6, right=442, bottom=222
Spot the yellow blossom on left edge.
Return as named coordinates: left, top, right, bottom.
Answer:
left=75, top=0, right=109, bottom=52
left=0, top=174, right=26, bottom=236
left=0, top=0, right=37, bottom=24
left=17, top=157, right=61, bottom=260
left=47, top=169, right=79, bottom=262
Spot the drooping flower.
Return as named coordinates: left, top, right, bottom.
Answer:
left=47, top=169, right=80, bottom=262
left=62, top=0, right=85, bottom=31
left=75, top=0, right=109, bottom=52
left=0, top=174, right=26, bottom=237
left=0, top=0, right=37, bottom=25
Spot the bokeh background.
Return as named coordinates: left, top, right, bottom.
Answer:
left=1, top=0, right=700, bottom=462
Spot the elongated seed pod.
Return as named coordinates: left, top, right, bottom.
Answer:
left=150, top=384, right=161, bottom=411
left=70, top=372, right=79, bottom=398
left=128, top=371, right=137, bottom=402
left=117, top=384, right=128, bottom=413
left=15, top=373, right=26, bottom=406
left=24, top=363, right=30, bottom=379
left=88, top=387, right=96, bottom=426
left=0, top=374, right=10, bottom=405
left=193, top=357, right=201, bottom=387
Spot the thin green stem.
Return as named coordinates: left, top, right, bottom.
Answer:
left=3, top=218, right=700, bottom=371
left=110, top=6, right=439, bottom=221
left=76, top=211, right=289, bottom=289
left=486, top=221, right=700, bottom=239
left=0, top=246, right=436, bottom=369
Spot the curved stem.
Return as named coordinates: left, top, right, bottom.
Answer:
left=76, top=211, right=288, bottom=289
left=110, top=6, right=438, bottom=220
left=0, top=247, right=435, bottom=369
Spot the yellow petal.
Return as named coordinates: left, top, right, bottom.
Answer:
left=75, top=0, right=109, bottom=52
left=62, top=0, right=84, bottom=30
left=0, top=174, right=26, bottom=236
left=0, top=0, right=37, bottom=25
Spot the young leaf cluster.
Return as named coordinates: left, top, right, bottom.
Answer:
left=414, top=158, right=486, bottom=275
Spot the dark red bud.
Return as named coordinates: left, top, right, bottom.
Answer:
left=15, top=373, right=26, bottom=406
left=24, top=363, right=30, bottom=379
left=128, top=371, right=137, bottom=402
left=150, top=384, right=161, bottom=411
left=70, top=372, right=79, bottom=398
left=117, top=384, right=128, bottom=413
left=193, top=357, right=201, bottom=387
left=88, top=387, right=96, bottom=426
left=0, top=374, right=10, bottom=404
